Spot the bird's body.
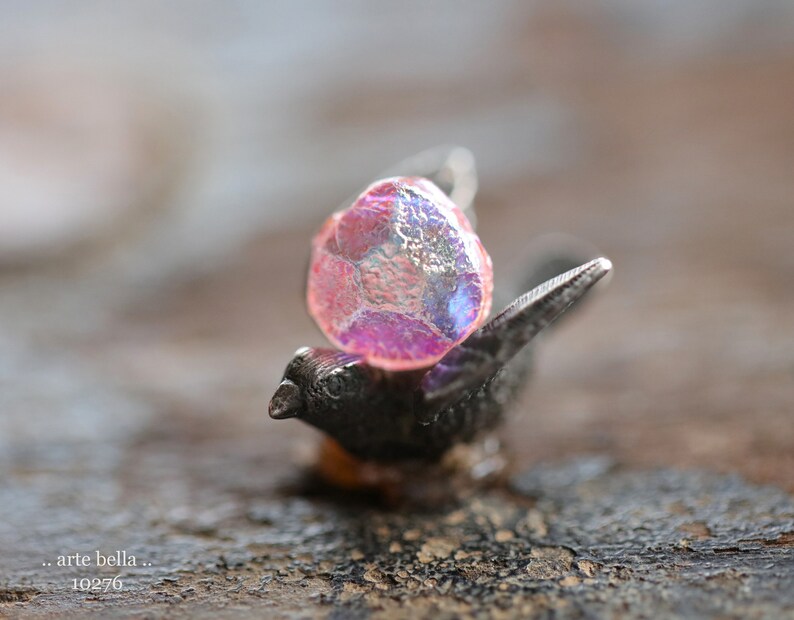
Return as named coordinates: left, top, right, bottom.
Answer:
left=277, top=342, right=530, bottom=462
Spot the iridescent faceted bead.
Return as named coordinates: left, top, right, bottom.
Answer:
left=307, top=177, right=493, bottom=371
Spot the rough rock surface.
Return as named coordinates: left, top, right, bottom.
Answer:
left=3, top=457, right=792, bottom=618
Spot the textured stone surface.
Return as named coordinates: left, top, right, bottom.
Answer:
left=308, top=177, right=492, bottom=371
left=2, top=457, right=792, bottom=618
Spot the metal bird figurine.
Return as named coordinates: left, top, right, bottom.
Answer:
left=269, top=147, right=611, bottom=465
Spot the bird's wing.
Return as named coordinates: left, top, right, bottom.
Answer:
left=414, top=257, right=612, bottom=424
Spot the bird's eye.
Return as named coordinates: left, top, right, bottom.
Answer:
left=324, top=372, right=345, bottom=399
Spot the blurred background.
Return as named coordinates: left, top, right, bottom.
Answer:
left=1, top=0, right=793, bottom=588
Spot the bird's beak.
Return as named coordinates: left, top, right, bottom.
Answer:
left=269, top=379, right=303, bottom=419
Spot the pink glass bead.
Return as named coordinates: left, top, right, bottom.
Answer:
left=307, top=177, right=493, bottom=371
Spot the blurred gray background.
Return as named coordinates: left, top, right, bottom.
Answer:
left=1, top=1, right=793, bottom=616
